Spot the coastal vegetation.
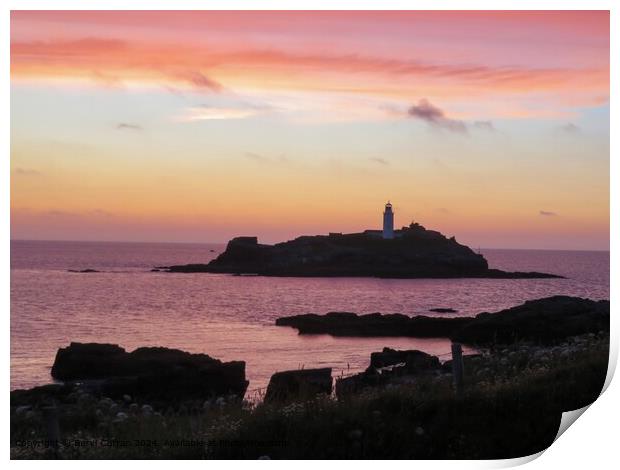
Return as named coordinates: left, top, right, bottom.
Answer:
left=11, top=330, right=608, bottom=459
left=11, top=295, right=609, bottom=459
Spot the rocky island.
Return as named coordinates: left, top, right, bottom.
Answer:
left=276, top=296, right=609, bottom=345
left=163, top=221, right=562, bottom=279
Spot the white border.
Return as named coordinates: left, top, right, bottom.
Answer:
left=3, top=1, right=616, bottom=468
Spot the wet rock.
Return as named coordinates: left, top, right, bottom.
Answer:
left=265, top=368, right=332, bottom=403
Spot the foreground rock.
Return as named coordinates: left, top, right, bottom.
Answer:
left=164, top=224, right=561, bottom=279
left=276, top=312, right=472, bottom=337
left=264, top=368, right=332, bottom=403
left=370, top=347, right=441, bottom=370
left=51, top=343, right=249, bottom=402
left=337, top=349, right=442, bottom=399
left=277, top=296, right=609, bottom=346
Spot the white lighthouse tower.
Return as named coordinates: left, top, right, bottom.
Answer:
left=383, top=201, right=394, bottom=239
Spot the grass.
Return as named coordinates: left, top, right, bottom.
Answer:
left=11, top=334, right=609, bottom=459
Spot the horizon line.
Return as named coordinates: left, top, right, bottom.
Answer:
left=9, top=238, right=611, bottom=253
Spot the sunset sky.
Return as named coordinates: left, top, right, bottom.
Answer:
left=10, top=10, right=609, bottom=249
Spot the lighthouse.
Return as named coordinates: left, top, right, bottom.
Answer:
left=383, top=201, right=394, bottom=239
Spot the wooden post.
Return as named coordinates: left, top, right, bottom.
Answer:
left=42, top=405, right=60, bottom=458
left=451, top=342, right=464, bottom=397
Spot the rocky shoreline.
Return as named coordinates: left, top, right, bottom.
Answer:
left=276, top=296, right=609, bottom=345
left=10, top=329, right=608, bottom=459
left=10, top=295, right=609, bottom=459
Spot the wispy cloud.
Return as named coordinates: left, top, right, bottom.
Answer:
left=473, top=120, right=496, bottom=132
left=558, top=122, right=580, bottom=134
left=176, top=105, right=261, bottom=122
left=407, top=99, right=467, bottom=133
left=116, top=122, right=142, bottom=131
left=11, top=36, right=605, bottom=95
left=539, top=210, right=558, bottom=217
left=369, top=157, right=389, bottom=166
left=175, top=71, right=223, bottom=93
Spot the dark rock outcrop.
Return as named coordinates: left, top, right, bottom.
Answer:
left=276, top=312, right=472, bottom=337
left=370, top=348, right=441, bottom=372
left=452, top=296, right=609, bottom=346
left=337, top=349, right=442, bottom=399
left=336, top=369, right=388, bottom=399
left=164, top=224, right=561, bottom=279
left=51, top=343, right=249, bottom=401
left=264, top=368, right=332, bottom=403
left=67, top=269, right=99, bottom=273
left=430, top=308, right=457, bottom=313
left=276, top=296, right=609, bottom=346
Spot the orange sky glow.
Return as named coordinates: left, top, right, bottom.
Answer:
left=10, top=10, right=609, bottom=249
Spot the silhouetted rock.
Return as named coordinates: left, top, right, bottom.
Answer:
left=164, top=224, right=561, bottom=279
left=51, top=343, right=248, bottom=401
left=264, top=368, right=332, bottom=403
left=10, top=384, right=73, bottom=407
left=452, top=296, right=609, bottom=346
left=370, top=348, right=441, bottom=372
left=277, top=296, right=609, bottom=346
left=276, top=312, right=472, bottom=337
left=337, top=349, right=441, bottom=399
left=336, top=368, right=388, bottom=399
left=67, top=269, right=99, bottom=273
left=430, top=308, right=457, bottom=313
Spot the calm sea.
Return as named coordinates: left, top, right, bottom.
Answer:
left=10, top=240, right=609, bottom=391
